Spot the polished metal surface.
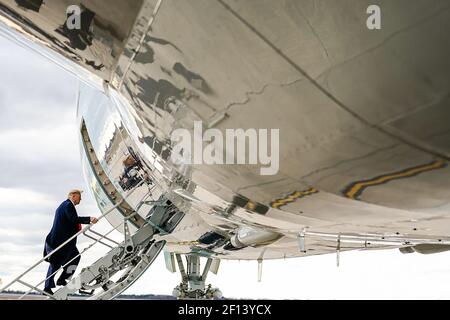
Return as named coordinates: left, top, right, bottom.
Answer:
left=1, top=0, right=450, bottom=263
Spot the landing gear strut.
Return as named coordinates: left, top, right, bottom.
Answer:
left=172, top=254, right=222, bottom=299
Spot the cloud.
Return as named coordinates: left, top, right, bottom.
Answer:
left=0, top=37, right=77, bottom=133
left=0, top=125, right=84, bottom=195
left=0, top=188, right=56, bottom=209
left=0, top=126, right=80, bottom=164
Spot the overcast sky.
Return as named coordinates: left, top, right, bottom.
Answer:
left=2, top=34, right=450, bottom=300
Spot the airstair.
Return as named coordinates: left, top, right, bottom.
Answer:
left=0, top=184, right=184, bottom=300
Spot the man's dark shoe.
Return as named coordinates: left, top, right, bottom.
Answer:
left=56, top=278, right=68, bottom=286
left=43, top=287, right=54, bottom=296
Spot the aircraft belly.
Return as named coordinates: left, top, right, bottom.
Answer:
left=113, top=0, right=450, bottom=234
left=1, top=0, right=450, bottom=258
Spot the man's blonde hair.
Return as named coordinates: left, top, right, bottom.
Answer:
left=68, top=189, right=83, bottom=198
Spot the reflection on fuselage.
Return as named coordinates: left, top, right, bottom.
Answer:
left=2, top=0, right=450, bottom=261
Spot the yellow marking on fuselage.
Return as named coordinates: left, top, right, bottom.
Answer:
left=345, top=159, right=447, bottom=200
left=270, top=187, right=318, bottom=209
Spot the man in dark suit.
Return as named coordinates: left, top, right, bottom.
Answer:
left=43, top=189, right=98, bottom=295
